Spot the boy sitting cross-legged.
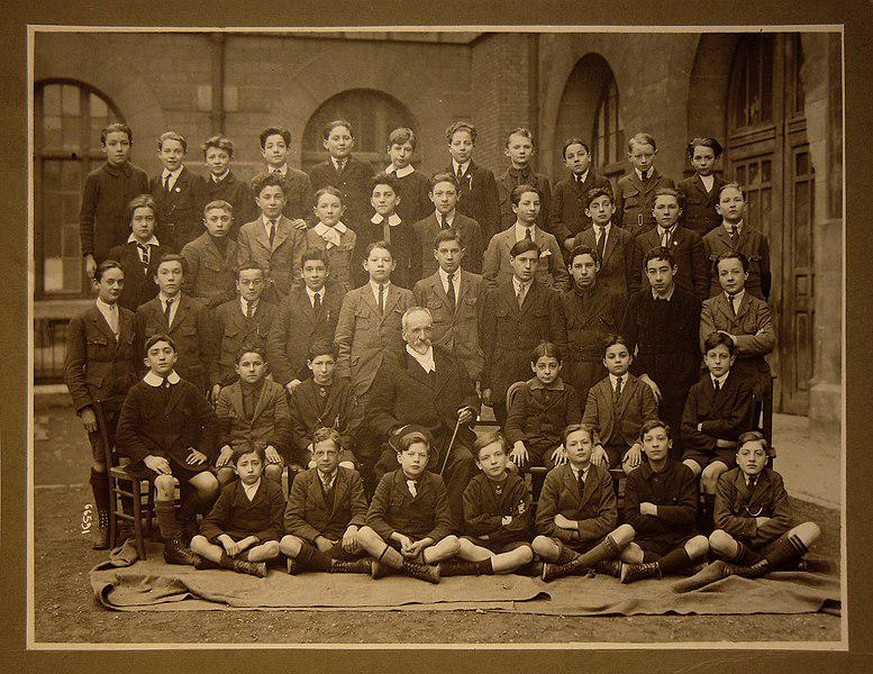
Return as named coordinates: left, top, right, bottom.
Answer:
left=190, top=443, right=284, bottom=578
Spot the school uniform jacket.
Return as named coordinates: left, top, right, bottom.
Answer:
left=366, top=469, right=454, bottom=543
left=582, top=373, right=658, bottom=450
left=211, top=298, right=277, bottom=387
left=634, top=226, right=710, bottom=301
left=284, top=466, right=369, bottom=542
left=202, top=171, right=258, bottom=238
left=482, top=226, right=569, bottom=290
left=443, top=160, right=501, bottom=240
left=308, top=156, right=373, bottom=229
left=505, top=378, right=581, bottom=455
left=462, top=471, right=531, bottom=543
left=236, top=216, right=307, bottom=298
left=216, top=379, right=290, bottom=456
left=135, top=293, right=215, bottom=391
left=181, top=232, right=240, bottom=308
left=703, top=224, right=772, bottom=300
left=287, top=377, right=364, bottom=459
left=265, top=286, right=341, bottom=386
left=334, top=283, right=415, bottom=397
left=535, top=463, right=617, bottom=544
left=199, top=478, right=286, bottom=544
left=613, top=169, right=675, bottom=235
left=149, top=167, right=207, bottom=250
left=572, top=225, right=638, bottom=299
left=622, top=460, right=697, bottom=548
left=677, top=174, right=729, bottom=236
left=392, top=169, right=432, bottom=225
left=304, top=226, right=357, bottom=294
left=107, top=240, right=173, bottom=313
left=268, top=167, right=314, bottom=222
left=559, top=282, right=623, bottom=365
left=714, top=467, right=792, bottom=548
left=413, top=270, right=486, bottom=383
left=681, top=372, right=754, bottom=456
left=412, top=212, right=484, bottom=276
left=495, top=167, right=552, bottom=232
left=548, top=171, right=613, bottom=244
left=352, top=216, right=419, bottom=289
left=64, top=303, right=138, bottom=413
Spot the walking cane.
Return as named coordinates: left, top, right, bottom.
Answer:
left=92, top=400, right=117, bottom=549
left=439, top=415, right=463, bottom=477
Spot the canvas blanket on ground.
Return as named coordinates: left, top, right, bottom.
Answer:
left=90, top=544, right=840, bottom=616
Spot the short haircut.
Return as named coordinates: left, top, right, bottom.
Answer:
left=314, top=185, right=344, bottom=207
left=371, top=171, right=400, bottom=193
left=236, top=262, right=265, bottom=279
left=445, top=120, right=478, bottom=143
left=235, top=442, right=266, bottom=464
left=639, top=419, right=670, bottom=440
left=531, top=341, right=563, bottom=364
left=561, top=138, right=591, bottom=159
left=562, top=423, right=594, bottom=446
left=716, top=251, right=750, bottom=273
left=718, top=181, right=746, bottom=201
left=653, top=187, right=682, bottom=209
left=703, top=331, right=737, bottom=356
left=144, top=333, right=177, bottom=353
left=602, top=334, right=630, bottom=355
left=203, top=199, right=233, bottom=216
left=510, top=183, right=540, bottom=206
left=569, top=245, right=600, bottom=267
left=584, top=186, right=613, bottom=209
left=433, top=228, right=462, bottom=250
left=643, top=245, right=676, bottom=269
left=101, top=122, right=133, bottom=146
left=505, top=127, right=534, bottom=146
left=687, top=136, right=724, bottom=159
left=312, top=426, right=341, bottom=450
left=430, top=172, right=459, bottom=191
left=738, top=430, right=770, bottom=454
left=627, top=132, right=657, bottom=153
left=323, top=119, right=354, bottom=140
left=364, top=240, right=393, bottom=259
left=472, top=430, right=506, bottom=461
left=509, top=238, right=540, bottom=258
left=388, top=127, right=417, bottom=149
left=157, top=131, right=187, bottom=152
left=235, top=343, right=267, bottom=364
left=94, top=259, right=123, bottom=282
left=301, top=247, right=330, bottom=268
left=250, top=172, right=286, bottom=198
left=259, top=126, right=292, bottom=149
left=155, top=252, right=186, bottom=273
left=308, top=340, right=338, bottom=362
left=125, top=194, right=157, bottom=227
left=202, top=135, right=234, bottom=158
left=397, top=430, right=431, bottom=453
left=401, top=306, right=432, bottom=331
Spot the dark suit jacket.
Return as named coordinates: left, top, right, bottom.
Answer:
left=366, top=469, right=454, bottom=542
left=149, top=167, right=207, bottom=250
left=505, top=378, right=581, bottom=455
left=392, top=169, right=432, bottom=225
left=180, top=232, right=239, bottom=309
left=236, top=215, right=307, bottom=298
left=622, top=460, right=697, bottom=548
left=482, top=226, right=569, bottom=290
left=681, top=372, right=754, bottom=455
left=703, top=224, right=772, bottom=300
left=413, top=270, right=486, bottom=382
left=287, top=377, right=364, bottom=462
left=216, top=379, right=290, bottom=456
left=80, top=161, right=150, bottom=261
left=266, top=286, right=341, bottom=386
left=284, top=466, right=369, bottom=542
left=202, top=171, right=258, bottom=238
left=548, top=171, right=613, bottom=244
left=582, top=374, right=658, bottom=450
left=462, top=471, right=531, bottom=543
left=107, top=240, right=173, bottom=313
left=714, top=467, right=793, bottom=548
left=495, top=167, right=552, bottom=232
left=613, top=169, right=675, bottom=234
left=445, top=160, right=501, bottom=240
left=352, top=216, right=419, bottom=289
left=559, top=282, right=623, bottom=365
left=268, top=167, right=314, bottom=222
left=211, top=298, right=277, bottom=386
left=412, top=212, right=484, bottom=275
left=308, top=156, right=373, bottom=229
left=572, top=224, right=638, bottom=299
left=535, top=463, right=617, bottom=544
left=634, top=226, right=709, bottom=301
left=199, top=478, right=286, bottom=543
left=64, top=303, right=138, bottom=412
left=677, top=174, right=729, bottom=236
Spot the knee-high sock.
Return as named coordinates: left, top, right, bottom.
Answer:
left=296, top=542, right=333, bottom=572
left=763, top=532, right=809, bottom=569
left=154, top=500, right=180, bottom=540
left=655, top=547, right=692, bottom=576
left=89, top=468, right=109, bottom=512
left=573, top=534, right=621, bottom=568
left=377, top=544, right=406, bottom=570
left=731, top=540, right=762, bottom=566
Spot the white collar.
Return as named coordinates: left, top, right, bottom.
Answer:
left=127, top=233, right=160, bottom=246
left=95, top=298, right=118, bottom=324
left=371, top=212, right=402, bottom=226
left=435, top=209, right=456, bottom=223
left=262, top=214, right=281, bottom=227
left=438, top=267, right=460, bottom=285
left=388, top=164, right=415, bottom=178
left=314, top=221, right=348, bottom=235
left=317, top=468, right=338, bottom=484
left=514, top=222, right=537, bottom=240
left=573, top=169, right=590, bottom=183
left=306, top=286, right=325, bottom=301
left=512, top=276, right=533, bottom=293
left=242, top=479, right=261, bottom=501
left=657, top=223, right=677, bottom=236
left=699, top=173, right=715, bottom=190
left=651, top=286, right=675, bottom=301
left=369, top=279, right=391, bottom=293
left=240, top=297, right=259, bottom=313
left=143, top=370, right=181, bottom=387
left=722, top=220, right=744, bottom=233
left=725, top=288, right=746, bottom=304
left=406, top=344, right=435, bottom=373
left=594, top=222, right=611, bottom=234
left=331, top=157, right=347, bottom=170
left=635, top=168, right=650, bottom=181
left=711, top=372, right=730, bottom=387
left=159, top=291, right=181, bottom=304
left=452, top=159, right=471, bottom=174
left=268, top=164, right=288, bottom=176
left=162, top=166, right=183, bottom=180
left=570, top=463, right=591, bottom=481
left=608, top=372, right=627, bottom=388
left=212, top=170, right=229, bottom=183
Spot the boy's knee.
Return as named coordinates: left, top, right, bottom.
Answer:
left=279, top=535, right=302, bottom=556
left=682, top=459, right=702, bottom=477
left=190, top=535, right=208, bottom=552
left=261, top=540, right=281, bottom=558
left=708, top=529, right=734, bottom=554
left=793, top=521, right=821, bottom=545
left=686, top=534, right=710, bottom=560
left=531, top=536, right=552, bottom=555
left=517, top=545, right=534, bottom=563
left=356, top=526, right=378, bottom=545
left=612, top=523, right=635, bottom=546
left=442, top=535, right=461, bottom=554
left=338, top=460, right=355, bottom=471
left=154, top=474, right=176, bottom=497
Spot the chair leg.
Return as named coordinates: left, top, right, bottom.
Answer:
left=132, top=481, right=146, bottom=561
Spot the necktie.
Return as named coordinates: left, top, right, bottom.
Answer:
left=313, top=292, right=322, bottom=311
left=407, top=479, right=417, bottom=498
left=382, top=220, right=391, bottom=244
left=615, top=375, right=623, bottom=398
left=578, top=470, right=586, bottom=496
left=245, top=301, right=253, bottom=319
left=516, top=283, right=525, bottom=308
left=640, top=170, right=648, bottom=184
left=525, top=228, right=533, bottom=241
left=267, top=220, right=276, bottom=248
left=438, top=214, right=445, bottom=230
left=730, top=225, right=738, bottom=247
left=728, top=293, right=737, bottom=316
left=138, top=244, right=150, bottom=271
left=164, top=174, right=172, bottom=192
left=378, top=283, right=385, bottom=315
left=322, top=474, right=335, bottom=495
left=714, top=379, right=721, bottom=393
left=456, top=166, right=463, bottom=183
left=661, top=228, right=672, bottom=248
left=107, top=305, right=119, bottom=338
left=164, top=297, right=174, bottom=327
left=596, top=226, right=607, bottom=263
left=446, top=272, right=456, bottom=311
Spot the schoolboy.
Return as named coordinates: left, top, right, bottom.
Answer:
left=482, top=184, right=568, bottom=290
left=700, top=252, right=775, bottom=396
left=614, top=133, right=675, bottom=235
left=480, top=238, right=564, bottom=427
left=107, top=194, right=172, bottom=313
left=582, top=335, right=658, bottom=472
left=549, top=138, right=612, bottom=252
left=181, top=200, right=240, bottom=309
left=354, top=172, right=419, bottom=288
left=215, top=345, right=289, bottom=487
left=210, top=264, right=277, bottom=397
left=201, top=135, right=257, bottom=235
left=618, top=421, right=710, bottom=583
left=287, top=342, right=362, bottom=470
left=80, top=122, right=149, bottom=276
left=64, top=260, right=139, bottom=548
left=571, top=187, right=637, bottom=300
left=307, top=119, right=373, bottom=230
left=633, top=188, right=709, bottom=301
left=149, top=131, right=206, bottom=250
left=115, top=334, right=220, bottom=565
left=334, top=241, right=415, bottom=398
left=135, top=253, right=214, bottom=393
left=306, top=186, right=357, bottom=294
left=191, top=444, right=284, bottom=577
left=266, top=249, right=341, bottom=393
left=385, top=127, right=431, bottom=225
left=681, top=332, right=754, bottom=528
left=258, top=126, right=313, bottom=227
left=620, top=247, right=701, bottom=458
left=413, top=229, right=487, bottom=384
left=676, top=136, right=729, bottom=236
left=532, top=424, right=636, bottom=582
left=443, top=120, right=501, bottom=240
left=236, top=172, right=308, bottom=300
left=703, top=182, right=772, bottom=300
left=356, top=428, right=460, bottom=583
left=559, top=246, right=623, bottom=405
left=448, top=431, right=533, bottom=577
left=496, top=127, right=552, bottom=232
left=280, top=428, right=372, bottom=575
left=412, top=172, right=484, bottom=275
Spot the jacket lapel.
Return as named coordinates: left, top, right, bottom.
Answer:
left=430, top=275, right=454, bottom=314
left=272, top=217, right=291, bottom=250
left=89, top=306, right=118, bottom=343
left=562, top=465, right=583, bottom=509
left=381, top=285, right=402, bottom=323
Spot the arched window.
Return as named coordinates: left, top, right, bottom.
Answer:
left=301, top=89, right=415, bottom=173
left=594, top=74, right=625, bottom=180
left=729, top=34, right=776, bottom=133
left=34, top=80, right=123, bottom=297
